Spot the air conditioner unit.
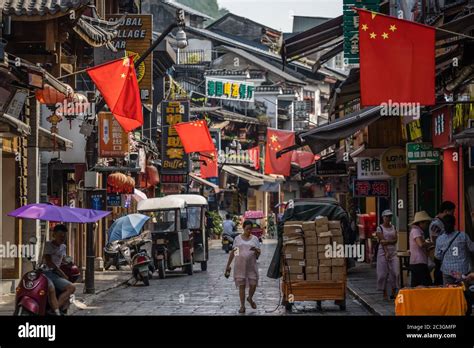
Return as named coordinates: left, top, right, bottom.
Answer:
left=84, top=171, right=99, bottom=188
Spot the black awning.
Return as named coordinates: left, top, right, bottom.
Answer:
left=281, top=16, right=343, bottom=63
left=278, top=106, right=382, bottom=156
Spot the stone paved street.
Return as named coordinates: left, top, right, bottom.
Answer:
left=74, top=240, right=371, bottom=316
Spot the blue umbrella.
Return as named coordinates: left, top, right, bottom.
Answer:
left=107, top=214, right=150, bottom=243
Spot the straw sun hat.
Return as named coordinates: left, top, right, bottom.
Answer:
left=411, top=211, right=432, bottom=225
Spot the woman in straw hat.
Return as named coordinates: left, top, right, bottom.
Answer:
left=409, top=211, right=434, bottom=287
left=375, top=209, right=400, bottom=300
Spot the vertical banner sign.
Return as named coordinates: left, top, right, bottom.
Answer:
left=343, top=0, right=380, bottom=65
left=161, top=101, right=190, bottom=184
left=98, top=112, right=129, bottom=157
left=99, top=14, right=153, bottom=101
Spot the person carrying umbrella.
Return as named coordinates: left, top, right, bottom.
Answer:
left=42, top=224, right=76, bottom=315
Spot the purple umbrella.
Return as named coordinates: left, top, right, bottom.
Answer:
left=7, top=203, right=110, bottom=223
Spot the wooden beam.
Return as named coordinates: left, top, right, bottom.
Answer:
left=45, top=20, right=58, bottom=52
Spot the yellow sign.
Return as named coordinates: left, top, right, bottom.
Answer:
left=381, top=147, right=408, bottom=177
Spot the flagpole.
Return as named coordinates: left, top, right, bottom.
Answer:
left=434, top=27, right=474, bottom=40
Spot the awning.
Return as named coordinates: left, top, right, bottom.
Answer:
left=453, top=128, right=474, bottom=146
left=209, top=109, right=261, bottom=125
left=281, top=16, right=343, bottom=64
left=279, top=106, right=382, bottom=156
left=222, top=165, right=283, bottom=191
left=0, top=112, right=30, bottom=136
left=38, top=127, right=73, bottom=151
left=189, top=173, right=220, bottom=193
left=210, top=120, right=230, bottom=129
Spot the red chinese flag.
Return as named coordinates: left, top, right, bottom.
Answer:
left=87, top=57, right=143, bottom=132
left=200, top=151, right=218, bottom=179
left=357, top=9, right=435, bottom=106
left=264, top=129, right=295, bottom=176
left=174, top=119, right=216, bottom=153
left=248, top=146, right=260, bottom=170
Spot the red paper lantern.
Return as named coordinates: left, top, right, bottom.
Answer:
left=35, top=84, right=68, bottom=105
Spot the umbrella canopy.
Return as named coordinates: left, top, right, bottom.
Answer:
left=132, top=188, right=148, bottom=202
left=7, top=203, right=110, bottom=223
left=107, top=213, right=150, bottom=243
left=244, top=211, right=265, bottom=219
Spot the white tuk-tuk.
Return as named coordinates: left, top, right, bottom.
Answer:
left=167, top=194, right=209, bottom=271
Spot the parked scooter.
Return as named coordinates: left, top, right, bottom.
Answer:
left=14, top=238, right=80, bottom=316
left=103, top=240, right=131, bottom=270
left=128, top=238, right=154, bottom=286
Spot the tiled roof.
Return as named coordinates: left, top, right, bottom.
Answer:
left=161, top=0, right=213, bottom=20
left=2, top=0, right=91, bottom=17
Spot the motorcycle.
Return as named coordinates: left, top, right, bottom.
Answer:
left=103, top=240, right=130, bottom=270
left=14, top=238, right=80, bottom=316
left=128, top=238, right=154, bottom=286
left=222, top=232, right=239, bottom=254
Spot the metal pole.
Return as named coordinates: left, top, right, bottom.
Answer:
left=85, top=219, right=96, bottom=294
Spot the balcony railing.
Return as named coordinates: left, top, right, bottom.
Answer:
left=177, top=49, right=211, bottom=65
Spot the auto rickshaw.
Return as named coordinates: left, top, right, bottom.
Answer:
left=137, top=196, right=194, bottom=279
left=167, top=194, right=209, bottom=271
left=243, top=210, right=265, bottom=242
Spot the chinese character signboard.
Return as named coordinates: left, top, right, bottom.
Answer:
left=161, top=101, right=189, bottom=184
left=343, top=0, right=381, bottom=65
left=406, top=142, right=440, bottom=165
left=205, top=77, right=254, bottom=103
left=357, top=156, right=390, bottom=179
left=316, top=160, right=348, bottom=176
left=98, top=112, right=129, bottom=158
left=432, top=106, right=452, bottom=149
left=381, top=147, right=409, bottom=177
left=353, top=180, right=390, bottom=197
left=96, top=15, right=153, bottom=101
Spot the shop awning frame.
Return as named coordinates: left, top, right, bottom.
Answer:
left=189, top=173, right=220, bottom=193
left=38, top=127, right=73, bottom=151
left=0, top=112, right=31, bottom=136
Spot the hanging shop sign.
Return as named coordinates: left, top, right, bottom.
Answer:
left=88, top=190, right=107, bottom=211
left=432, top=106, right=452, bottom=149
left=381, top=147, right=409, bottom=177
left=205, top=77, right=255, bottom=103
left=406, top=142, right=440, bottom=165
left=161, top=100, right=190, bottom=184
left=98, top=112, right=129, bottom=158
left=357, top=156, right=390, bottom=179
left=353, top=180, right=390, bottom=197
left=407, top=119, right=423, bottom=141
left=96, top=14, right=153, bottom=101
left=343, top=0, right=381, bottom=65
left=316, top=159, right=348, bottom=176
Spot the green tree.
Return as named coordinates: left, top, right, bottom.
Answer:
left=176, top=0, right=228, bottom=20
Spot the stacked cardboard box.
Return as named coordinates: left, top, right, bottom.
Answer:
left=282, top=222, right=305, bottom=281
left=282, top=218, right=346, bottom=282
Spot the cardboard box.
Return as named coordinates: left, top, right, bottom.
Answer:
left=284, top=259, right=305, bottom=267
left=284, top=245, right=304, bottom=253
left=332, top=236, right=344, bottom=244
left=316, top=224, right=329, bottom=233
left=319, top=273, right=331, bottom=281
left=329, top=228, right=342, bottom=237
left=305, top=251, right=318, bottom=260
left=284, top=250, right=305, bottom=260
left=319, top=251, right=329, bottom=259
left=283, top=238, right=304, bottom=246
left=319, top=258, right=332, bottom=267
left=305, top=266, right=319, bottom=274
left=332, top=266, right=346, bottom=274
left=303, top=230, right=317, bottom=238
left=315, top=216, right=329, bottom=226
left=331, top=273, right=344, bottom=281
left=318, top=231, right=333, bottom=238
left=328, top=220, right=341, bottom=229
left=331, top=258, right=345, bottom=267
left=284, top=273, right=304, bottom=281
left=302, top=221, right=316, bottom=231
left=306, top=273, right=319, bottom=281
left=305, top=258, right=318, bottom=267
left=318, top=244, right=328, bottom=252
left=285, top=266, right=304, bottom=274
left=305, top=236, right=318, bottom=246
left=305, top=245, right=318, bottom=254
left=317, top=237, right=331, bottom=245
left=319, top=265, right=331, bottom=273
left=284, top=224, right=303, bottom=235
